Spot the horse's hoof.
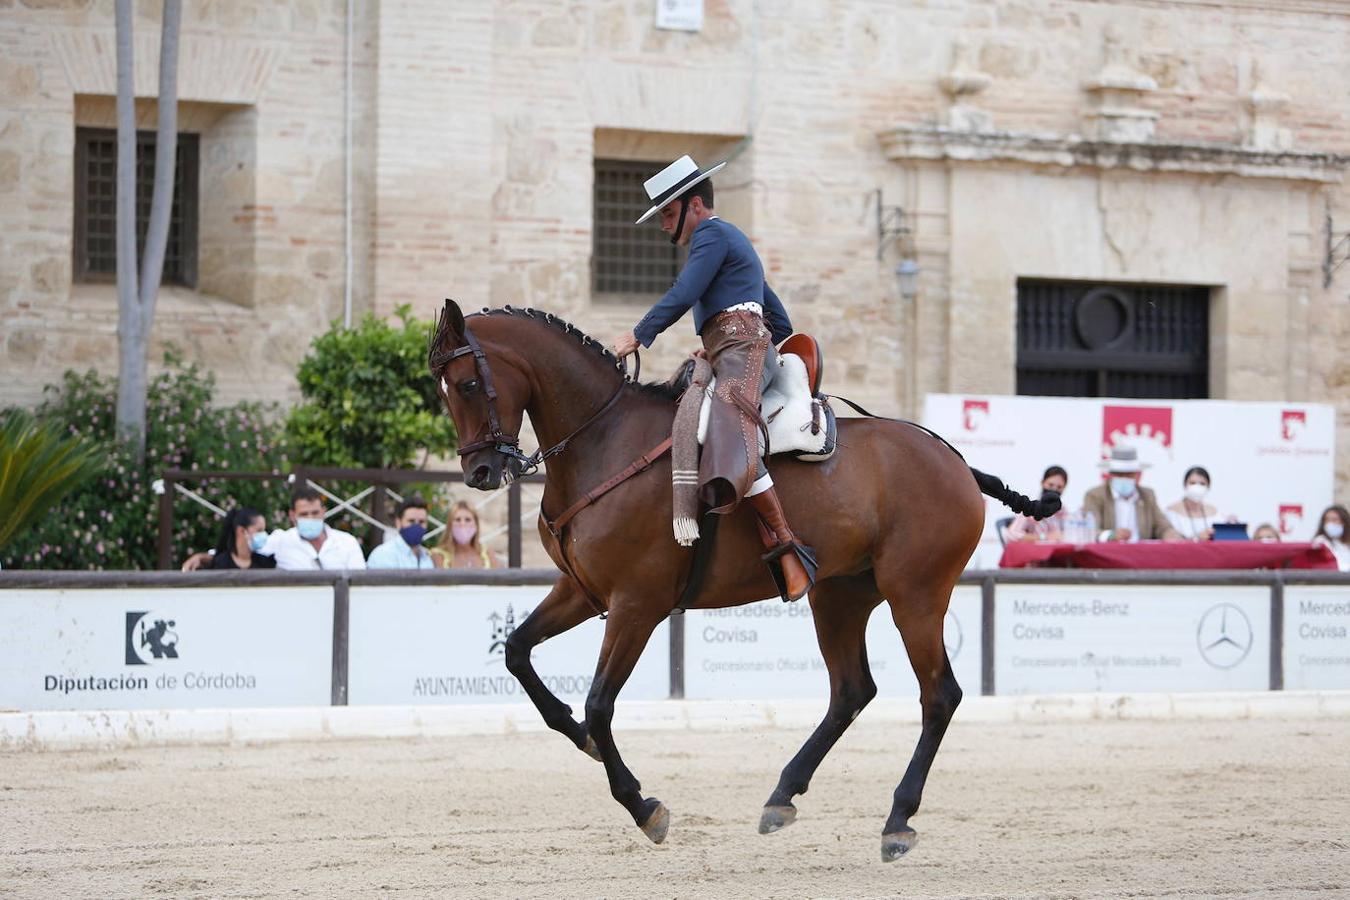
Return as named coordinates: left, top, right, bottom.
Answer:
left=582, top=736, right=602, bottom=762
left=639, top=800, right=670, bottom=844
left=758, top=804, right=797, bottom=834
left=880, top=829, right=918, bottom=862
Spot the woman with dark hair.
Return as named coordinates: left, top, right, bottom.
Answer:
left=1311, top=504, right=1350, bottom=571
left=1165, top=465, right=1222, bottom=541
left=1004, top=465, right=1069, bottom=542
left=209, top=507, right=277, bottom=569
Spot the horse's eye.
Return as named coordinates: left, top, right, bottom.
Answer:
left=458, top=379, right=480, bottom=396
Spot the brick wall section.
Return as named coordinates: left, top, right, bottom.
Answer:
left=1, top=0, right=1348, bottom=498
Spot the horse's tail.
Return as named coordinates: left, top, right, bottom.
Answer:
left=970, top=468, right=1061, bottom=520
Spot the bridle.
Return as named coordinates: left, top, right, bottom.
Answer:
left=437, top=322, right=634, bottom=478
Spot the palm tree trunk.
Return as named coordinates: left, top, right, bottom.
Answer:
left=113, top=0, right=142, bottom=456
left=114, top=0, right=182, bottom=464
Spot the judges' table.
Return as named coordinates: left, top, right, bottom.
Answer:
left=999, top=540, right=1337, bottom=570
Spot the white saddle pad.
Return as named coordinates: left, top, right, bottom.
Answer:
left=697, top=352, right=832, bottom=459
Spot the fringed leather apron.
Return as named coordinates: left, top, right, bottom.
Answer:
left=698, top=309, right=773, bottom=514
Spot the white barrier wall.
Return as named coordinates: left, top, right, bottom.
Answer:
left=347, top=586, right=670, bottom=705
left=1283, top=586, right=1350, bottom=690
left=682, top=587, right=983, bottom=700
left=996, top=584, right=1271, bottom=694
left=0, top=588, right=334, bottom=710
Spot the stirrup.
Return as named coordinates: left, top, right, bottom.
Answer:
left=761, top=541, right=818, bottom=603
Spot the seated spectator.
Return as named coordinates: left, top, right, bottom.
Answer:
left=183, top=487, right=366, bottom=571
left=1252, top=523, right=1281, bottom=543
left=1005, top=466, right=1069, bottom=543
left=367, top=495, right=437, bottom=570
left=429, top=500, right=504, bottom=569
left=210, top=507, right=277, bottom=570
left=1311, top=505, right=1350, bottom=572
left=1082, top=447, right=1181, bottom=542
left=1164, top=466, right=1223, bottom=541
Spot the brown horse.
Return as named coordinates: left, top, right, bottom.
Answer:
left=429, top=300, right=1055, bottom=862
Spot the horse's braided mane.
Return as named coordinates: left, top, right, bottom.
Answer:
left=429, top=303, right=681, bottom=402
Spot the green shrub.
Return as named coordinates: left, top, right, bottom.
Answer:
left=285, top=305, right=457, bottom=469
left=1, top=352, right=290, bottom=570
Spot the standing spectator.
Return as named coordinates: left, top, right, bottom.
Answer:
left=1005, top=466, right=1069, bottom=542
left=1311, top=505, right=1350, bottom=572
left=367, top=495, right=437, bottom=570
left=210, top=507, right=277, bottom=570
left=1164, top=466, right=1223, bottom=541
left=1082, top=447, right=1181, bottom=542
left=1252, top=523, right=1281, bottom=543
left=430, top=501, right=504, bottom=569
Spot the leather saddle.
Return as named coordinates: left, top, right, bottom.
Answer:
left=677, top=333, right=836, bottom=462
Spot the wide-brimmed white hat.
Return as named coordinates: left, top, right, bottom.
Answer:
left=634, top=155, right=726, bottom=225
left=1098, top=445, right=1150, bottom=473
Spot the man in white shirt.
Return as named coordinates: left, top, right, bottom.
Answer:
left=259, top=487, right=367, bottom=570
left=366, top=496, right=437, bottom=570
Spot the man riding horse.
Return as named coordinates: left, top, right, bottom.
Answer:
left=610, top=155, right=813, bottom=602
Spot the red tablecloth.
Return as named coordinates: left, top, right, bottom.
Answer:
left=998, top=540, right=1338, bottom=570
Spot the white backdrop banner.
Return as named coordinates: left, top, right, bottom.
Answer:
left=1283, top=585, right=1350, bottom=690
left=682, top=587, right=982, bottom=700
left=995, top=585, right=1270, bottom=694
left=922, top=394, right=1336, bottom=568
left=348, top=586, right=670, bottom=705
left=0, top=588, right=333, bottom=710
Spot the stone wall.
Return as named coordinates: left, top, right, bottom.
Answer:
left=2, top=0, right=1348, bottom=503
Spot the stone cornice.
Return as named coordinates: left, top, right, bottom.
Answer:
left=877, top=124, right=1349, bottom=184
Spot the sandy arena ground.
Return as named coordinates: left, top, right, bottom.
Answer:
left=3, top=713, right=1349, bottom=899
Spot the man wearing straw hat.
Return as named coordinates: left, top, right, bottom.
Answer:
left=609, top=155, right=812, bottom=601
left=1083, top=446, right=1181, bottom=542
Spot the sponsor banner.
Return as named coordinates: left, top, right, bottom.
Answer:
left=923, top=395, right=1336, bottom=568
left=347, top=586, right=670, bottom=705
left=1283, top=586, right=1350, bottom=690
left=996, top=585, right=1270, bottom=694
left=0, top=588, right=333, bottom=710
left=682, top=587, right=982, bottom=700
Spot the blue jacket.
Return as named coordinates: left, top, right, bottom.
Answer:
left=634, top=217, right=792, bottom=347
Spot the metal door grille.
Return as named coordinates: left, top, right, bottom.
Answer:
left=73, top=127, right=199, bottom=287
left=1016, top=280, right=1209, bottom=398
left=593, top=158, right=682, bottom=299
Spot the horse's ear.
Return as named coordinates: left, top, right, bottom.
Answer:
left=442, top=298, right=465, bottom=338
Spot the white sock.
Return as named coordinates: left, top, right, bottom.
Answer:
left=747, top=473, right=774, bottom=497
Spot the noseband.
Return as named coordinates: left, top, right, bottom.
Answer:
left=440, top=323, right=629, bottom=477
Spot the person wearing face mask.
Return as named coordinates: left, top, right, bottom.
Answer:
left=1164, top=466, right=1222, bottom=541
left=1005, top=465, right=1070, bottom=542
left=429, top=500, right=503, bottom=569
left=1311, top=504, right=1350, bottom=571
left=207, top=507, right=277, bottom=570
left=1081, top=446, right=1180, bottom=543
left=367, top=496, right=437, bottom=570
left=181, top=488, right=366, bottom=570
left=1252, top=523, right=1281, bottom=543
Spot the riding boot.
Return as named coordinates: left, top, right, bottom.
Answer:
left=748, top=487, right=815, bottom=602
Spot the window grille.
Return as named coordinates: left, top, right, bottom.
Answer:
left=1016, top=280, right=1209, bottom=399
left=593, top=158, right=682, bottom=299
left=73, top=127, right=199, bottom=287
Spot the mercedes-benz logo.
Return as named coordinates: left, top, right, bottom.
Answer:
left=943, top=610, right=963, bottom=661
left=1195, top=603, right=1254, bottom=670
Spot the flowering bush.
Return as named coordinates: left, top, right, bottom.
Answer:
left=1, top=352, right=290, bottom=570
